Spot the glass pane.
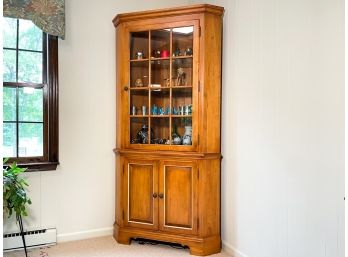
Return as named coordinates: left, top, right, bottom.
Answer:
left=150, top=29, right=170, bottom=59
left=130, top=117, right=149, bottom=144
left=3, top=49, right=17, bottom=82
left=172, top=26, right=193, bottom=57
left=18, top=87, right=43, bottom=122
left=150, top=88, right=170, bottom=115
left=3, top=123, right=17, bottom=157
left=130, top=31, right=149, bottom=60
left=151, top=59, right=170, bottom=87
left=172, top=88, right=192, bottom=116
left=151, top=117, right=169, bottom=144
left=18, top=50, right=42, bottom=83
left=3, top=87, right=17, bottom=121
left=19, top=19, right=43, bottom=51
left=18, top=123, right=43, bottom=157
left=172, top=117, right=192, bottom=145
left=3, top=17, right=17, bottom=48
left=130, top=61, right=149, bottom=88
left=130, top=90, right=149, bottom=116
left=172, top=58, right=192, bottom=87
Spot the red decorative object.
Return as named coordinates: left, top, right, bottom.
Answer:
left=161, top=50, right=169, bottom=58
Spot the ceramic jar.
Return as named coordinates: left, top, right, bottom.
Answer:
left=182, top=126, right=192, bottom=145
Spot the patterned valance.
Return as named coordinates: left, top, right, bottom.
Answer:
left=4, top=0, right=65, bottom=39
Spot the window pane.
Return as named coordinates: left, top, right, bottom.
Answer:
left=18, top=51, right=42, bottom=83
left=18, top=87, right=43, bottom=122
left=18, top=19, right=43, bottom=51
left=130, top=31, right=149, bottom=60
left=172, top=58, right=192, bottom=87
left=3, top=17, right=17, bottom=48
left=19, top=123, right=43, bottom=157
left=172, top=26, right=193, bottom=57
left=3, top=49, right=17, bottom=82
left=3, top=87, right=17, bottom=121
left=3, top=123, right=17, bottom=157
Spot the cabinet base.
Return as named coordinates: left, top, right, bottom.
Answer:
left=114, top=225, right=221, bottom=256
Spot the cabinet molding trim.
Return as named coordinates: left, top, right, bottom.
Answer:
left=113, top=4, right=224, bottom=27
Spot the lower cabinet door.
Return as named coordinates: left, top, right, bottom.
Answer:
left=159, top=160, right=198, bottom=235
left=124, top=159, right=158, bottom=230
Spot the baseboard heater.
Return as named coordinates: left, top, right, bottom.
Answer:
left=3, top=228, right=57, bottom=251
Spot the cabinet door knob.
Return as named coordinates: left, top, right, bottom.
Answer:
left=153, top=193, right=158, bottom=198
left=159, top=193, right=164, bottom=199
left=124, top=86, right=129, bottom=91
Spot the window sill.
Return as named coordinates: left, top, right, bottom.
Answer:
left=3, top=162, right=59, bottom=172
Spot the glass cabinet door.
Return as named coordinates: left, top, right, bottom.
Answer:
left=128, top=26, right=195, bottom=147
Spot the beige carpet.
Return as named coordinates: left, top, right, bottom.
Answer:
left=4, top=236, right=231, bottom=257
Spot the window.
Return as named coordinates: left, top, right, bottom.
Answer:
left=3, top=17, right=59, bottom=171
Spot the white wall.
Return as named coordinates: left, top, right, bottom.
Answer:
left=190, top=0, right=345, bottom=257
left=3, top=0, right=189, bottom=242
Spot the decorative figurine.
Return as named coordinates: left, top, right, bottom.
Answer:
left=153, top=49, right=161, bottom=58
left=142, top=106, right=147, bottom=116
left=136, top=125, right=153, bottom=144
left=135, top=78, right=143, bottom=87
left=176, top=67, right=186, bottom=86
left=159, top=107, right=164, bottom=115
left=165, top=106, right=171, bottom=115
left=131, top=106, right=136, bottom=115
left=178, top=106, right=184, bottom=115
left=161, top=50, right=170, bottom=58
left=185, top=47, right=193, bottom=56
left=184, top=105, right=190, bottom=115
left=164, top=78, right=170, bottom=87
left=173, top=107, right=178, bottom=115
left=152, top=105, right=158, bottom=115
left=173, top=48, right=181, bottom=57
left=135, top=51, right=144, bottom=59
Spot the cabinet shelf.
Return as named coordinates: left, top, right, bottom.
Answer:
left=150, top=57, right=170, bottom=61
left=130, top=58, right=149, bottom=62
left=130, top=85, right=193, bottom=90
left=130, top=86, right=150, bottom=90
left=172, top=55, right=193, bottom=59
left=130, top=115, right=149, bottom=117
left=171, top=115, right=192, bottom=117
left=150, top=115, right=170, bottom=118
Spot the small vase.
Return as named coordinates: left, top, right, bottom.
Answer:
left=182, top=126, right=192, bottom=145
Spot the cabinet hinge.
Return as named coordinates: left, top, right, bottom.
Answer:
left=197, top=169, right=199, bottom=180
left=198, top=81, right=201, bottom=92
left=197, top=217, right=200, bottom=230
left=199, top=26, right=201, bottom=37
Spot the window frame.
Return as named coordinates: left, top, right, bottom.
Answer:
left=3, top=19, right=59, bottom=171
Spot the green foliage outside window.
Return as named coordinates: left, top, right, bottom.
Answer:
left=3, top=17, right=44, bottom=157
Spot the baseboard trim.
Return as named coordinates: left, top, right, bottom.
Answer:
left=222, top=240, right=250, bottom=257
left=57, top=227, right=113, bottom=243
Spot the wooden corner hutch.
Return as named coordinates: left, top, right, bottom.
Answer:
left=112, top=4, right=224, bottom=256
